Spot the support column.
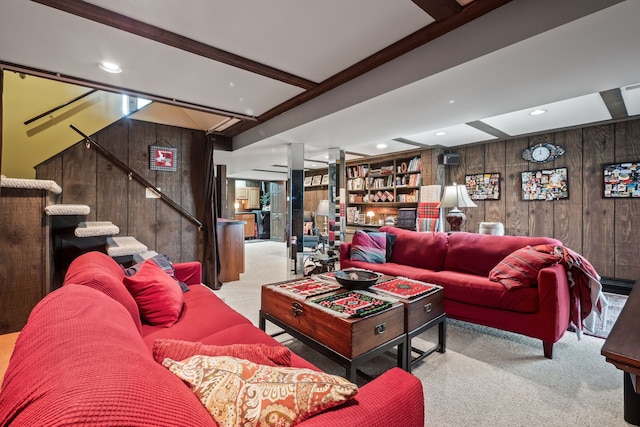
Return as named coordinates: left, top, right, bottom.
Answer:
left=288, top=143, right=304, bottom=274
left=328, top=148, right=345, bottom=248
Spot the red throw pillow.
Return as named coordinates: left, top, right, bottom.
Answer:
left=489, top=246, right=562, bottom=289
left=123, top=260, right=184, bottom=327
left=152, top=338, right=292, bottom=367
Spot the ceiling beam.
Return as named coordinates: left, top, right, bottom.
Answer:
left=600, top=88, right=629, bottom=120
left=411, top=0, right=463, bottom=21
left=30, top=0, right=318, bottom=90
left=225, top=0, right=513, bottom=137
left=466, top=120, right=511, bottom=139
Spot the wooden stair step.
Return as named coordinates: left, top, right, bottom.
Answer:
left=106, top=236, right=148, bottom=257
left=1, top=175, right=62, bottom=194
left=44, top=204, right=91, bottom=216
left=74, top=221, right=120, bottom=238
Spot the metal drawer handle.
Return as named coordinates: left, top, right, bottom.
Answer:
left=424, top=303, right=432, bottom=313
left=375, top=323, right=386, bottom=334
left=291, top=302, right=304, bottom=317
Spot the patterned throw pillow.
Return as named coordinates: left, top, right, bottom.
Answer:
left=163, top=355, right=358, bottom=427
left=489, top=246, right=562, bottom=289
left=350, top=230, right=386, bottom=263
left=362, top=230, right=396, bottom=261
left=152, top=338, right=291, bottom=367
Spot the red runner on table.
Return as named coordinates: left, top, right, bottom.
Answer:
left=372, top=278, right=441, bottom=299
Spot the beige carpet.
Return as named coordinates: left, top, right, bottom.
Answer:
left=215, top=241, right=628, bottom=427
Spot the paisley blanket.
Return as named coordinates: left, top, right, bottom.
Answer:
left=533, top=245, right=607, bottom=339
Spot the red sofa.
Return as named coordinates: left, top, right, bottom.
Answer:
left=0, top=251, right=424, bottom=426
left=340, top=227, right=571, bottom=358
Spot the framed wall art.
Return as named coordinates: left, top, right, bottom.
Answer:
left=521, top=167, right=569, bottom=201
left=465, top=172, right=500, bottom=200
left=311, top=175, right=322, bottom=186
left=150, top=146, right=177, bottom=171
left=603, top=161, right=640, bottom=198
left=304, top=176, right=312, bottom=186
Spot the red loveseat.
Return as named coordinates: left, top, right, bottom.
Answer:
left=0, top=251, right=424, bottom=426
left=340, top=227, right=570, bottom=358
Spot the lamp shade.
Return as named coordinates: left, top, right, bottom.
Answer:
left=437, top=183, right=477, bottom=209
left=316, top=199, right=329, bottom=217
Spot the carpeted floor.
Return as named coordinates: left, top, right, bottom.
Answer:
left=215, top=241, right=628, bottom=427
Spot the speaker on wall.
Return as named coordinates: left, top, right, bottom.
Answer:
left=441, top=153, right=460, bottom=165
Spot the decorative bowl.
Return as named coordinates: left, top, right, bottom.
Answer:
left=334, top=269, right=382, bottom=290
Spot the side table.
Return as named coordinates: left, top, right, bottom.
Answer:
left=372, top=281, right=446, bottom=371
left=304, top=251, right=338, bottom=276
left=404, top=288, right=446, bottom=371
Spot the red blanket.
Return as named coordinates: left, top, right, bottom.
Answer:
left=534, top=245, right=606, bottom=338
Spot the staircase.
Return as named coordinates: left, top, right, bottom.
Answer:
left=45, top=202, right=151, bottom=289
left=0, top=176, right=150, bottom=332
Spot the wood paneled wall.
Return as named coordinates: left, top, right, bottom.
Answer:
left=446, top=119, right=640, bottom=281
left=35, top=118, right=207, bottom=264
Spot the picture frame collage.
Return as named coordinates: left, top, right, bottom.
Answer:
left=465, top=173, right=500, bottom=200
left=603, top=162, right=640, bottom=198
left=521, top=167, right=569, bottom=201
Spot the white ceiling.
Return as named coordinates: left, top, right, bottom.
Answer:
left=1, top=0, right=640, bottom=181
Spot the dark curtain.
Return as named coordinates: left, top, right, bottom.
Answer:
left=202, top=139, right=222, bottom=289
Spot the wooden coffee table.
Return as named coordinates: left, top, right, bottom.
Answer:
left=259, top=282, right=406, bottom=382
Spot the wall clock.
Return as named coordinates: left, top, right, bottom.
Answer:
left=522, top=143, right=565, bottom=163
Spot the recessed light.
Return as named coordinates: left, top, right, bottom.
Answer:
left=98, top=61, right=122, bottom=74
left=449, top=100, right=455, bottom=104
left=376, top=143, right=387, bottom=149
left=529, top=109, right=547, bottom=116
left=435, top=131, right=446, bottom=136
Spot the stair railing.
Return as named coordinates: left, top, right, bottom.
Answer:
left=70, top=124, right=207, bottom=231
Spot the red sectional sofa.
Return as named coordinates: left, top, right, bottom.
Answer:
left=340, top=227, right=571, bottom=359
left=0, top=251, right=424, bottom=426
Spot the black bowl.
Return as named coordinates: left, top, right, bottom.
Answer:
left=334, top=269, right=382, bottom=290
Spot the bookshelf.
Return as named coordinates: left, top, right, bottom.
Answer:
left=345, top=152, right=423, bottom=230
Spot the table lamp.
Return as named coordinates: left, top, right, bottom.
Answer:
left=437, top=182, right=477, bottom=232
left=316, top=199, right=329, bottom=234
left=367, top=210, right=375, bottom=225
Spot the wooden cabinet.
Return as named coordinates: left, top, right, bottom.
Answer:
left=235, top=213, right=256, bottom=239
left=236, top=187, right=248, bottom=200
left=216, top=219, right=245, bottom=282
left=345, top=152, right=423, bottom=229
left=247, top=187, right=260, bottom=209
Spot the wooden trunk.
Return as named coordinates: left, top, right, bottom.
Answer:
left=403, top=288, right=445, bottom=333
left=261, top=285, right=404, bottom=358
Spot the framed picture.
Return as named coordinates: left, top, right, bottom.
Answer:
left=150, top=146, right=177, bottom=171
left=603, top=161, right=640, bottom=198
left=311, top=175, right=322, bottom=186
left=465, top=172, right=500, bottom=200
left=521, top=167, right=569, bottom=201
left=304, top=176, right=312, bottom=186
left=321, top=174, right=329, bottom=185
